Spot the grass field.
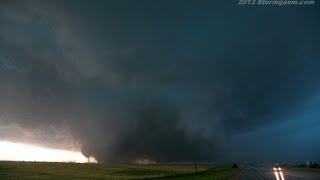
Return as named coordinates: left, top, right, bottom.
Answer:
left=289, top=167, right=320, bottom=174
left=0, top=161, right=241, bottom=180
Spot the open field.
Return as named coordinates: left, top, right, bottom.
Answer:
left=289, top=167, right=320, bottom=174
left=0, top=161, right=241, bottom=180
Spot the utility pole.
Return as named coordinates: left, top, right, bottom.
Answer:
left=194, top=160, right=198, bottom=175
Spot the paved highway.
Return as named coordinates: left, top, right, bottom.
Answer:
left=239, top=166, right=320, bottom=180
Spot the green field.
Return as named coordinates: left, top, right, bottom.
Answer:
left=0, top=161, right=241, bottom=180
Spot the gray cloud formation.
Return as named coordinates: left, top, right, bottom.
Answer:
left=0, top=0, right=319, bottom=163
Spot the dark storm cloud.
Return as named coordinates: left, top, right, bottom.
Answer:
left=0, top=0, right=319, bottom=162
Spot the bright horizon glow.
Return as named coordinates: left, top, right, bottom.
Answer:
left=0, top=141, right=97, bottom=163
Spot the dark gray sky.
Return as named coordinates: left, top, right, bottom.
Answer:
left=0, top=0, right=319, bottom=163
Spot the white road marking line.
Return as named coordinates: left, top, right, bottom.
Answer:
left=273, top=167, right=285, bottom=180
left=279, top=171, right=285, bottom=180
left=274, top=171, right=280, bottom=180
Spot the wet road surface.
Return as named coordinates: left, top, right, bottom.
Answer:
left=239, top=166, right=320, bottom=180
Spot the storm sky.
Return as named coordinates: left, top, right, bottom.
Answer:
left=0, top=0, right=319, bottom=163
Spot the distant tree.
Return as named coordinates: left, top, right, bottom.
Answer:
left=232, top=163, right=238, bottom=168
left=298, top=164, right=306, bottom=168
left=310, top=162, right=319, bottom=168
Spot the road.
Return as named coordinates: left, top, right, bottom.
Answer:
left=239, top=166, right=320, bottom=180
